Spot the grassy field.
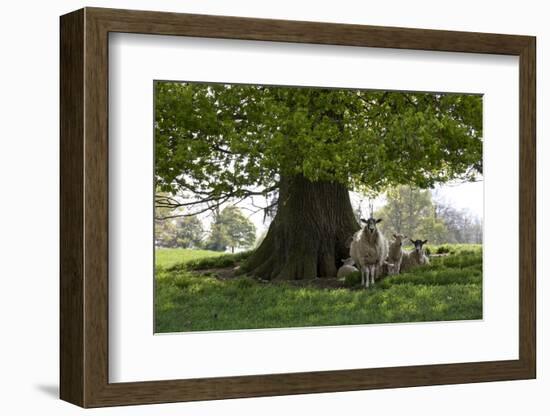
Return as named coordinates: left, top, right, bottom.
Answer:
left=155, top=248, right=227, bottom=269
left=155, top=245, right=482, bottom=333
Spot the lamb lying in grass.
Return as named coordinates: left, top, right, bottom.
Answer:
left=349, top=217, right=388, bottom=288
left=387, top=234, right=407, bottom=275
left=337, top=257, right=359, bottom=279
left=400, top=239, right=429, bottom=272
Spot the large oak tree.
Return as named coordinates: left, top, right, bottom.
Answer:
left=155, top=82, right=482, bottom=280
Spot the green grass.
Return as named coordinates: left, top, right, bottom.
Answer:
left=155, top=248, right=226, bottom=269
left=155, top=245, right=482, bottom=333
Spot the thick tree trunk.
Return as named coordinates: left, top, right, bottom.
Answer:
left=243, top=175, right=359, bottom=280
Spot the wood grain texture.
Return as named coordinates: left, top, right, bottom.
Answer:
left=59, top=8, right=84, bottom=407
left=89, top=7, right=531, bottom=55
left=518, top=38, right=537, bottom=375
left=83, top=10, right=110, bottom=406
left=93, top=360, right=531, bottom=407
left=59, top=7, right=537, bottom=408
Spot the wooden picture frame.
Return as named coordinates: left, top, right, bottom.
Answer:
left=60, top=7, right=536, bottom=408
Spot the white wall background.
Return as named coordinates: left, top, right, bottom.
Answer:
left=0, top=0, right=545, bottom=414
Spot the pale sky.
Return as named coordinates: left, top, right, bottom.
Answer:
left=433, top=180, right=484, bottom=219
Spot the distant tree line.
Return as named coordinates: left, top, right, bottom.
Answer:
left=202, top=206, right=256, bottom=253
left=156, top=185, right=480, bottom=252
left=372, top=185, right=482, bottom=244
left=155, top=204, right=256, bottom=253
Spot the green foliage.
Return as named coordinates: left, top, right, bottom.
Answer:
left=418, top=216, right=449, bottom=245
left=376, top=185, right=434, bottom=235
left=343, top=271, right=362, bottom=287
left=429, top=243, right=481, bottom=256
left=382, top=269, right=481, bottom=287
left=436, top=245, right=451, bottom=254
left=204, top=206, right=256, bottom=252
left=169, top=251, right=251, bottom=272
left=155, top=82, right=483, bottom=199
left=375, top=185, right=482, bottom=244
left=155, top=215, right=205, bottom=248
left=155, top=193, right=205, bottom=248
left=155, top=245, right=482, bottom=332
left=204, top=221, right=230, bottom=252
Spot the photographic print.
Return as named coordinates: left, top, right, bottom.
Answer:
left=60, top=9, right=535, bottom=406
left=154, top=81, right=483, bottom=333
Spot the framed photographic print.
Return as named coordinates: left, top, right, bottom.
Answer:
left=60, top=7, right=536, bottom=408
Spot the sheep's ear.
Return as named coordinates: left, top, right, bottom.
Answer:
left=422, top=240, right=428, bottom=245
left=410, top=239, right=415, bottom=244
left=376, top=218, right=382, bottom=223
left=392, top=234, right=397, bottom=239
left=360, top=218, right=367, bottom=224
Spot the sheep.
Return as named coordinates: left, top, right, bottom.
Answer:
left=337, top=257, right=359, bottom=279
left=400, top=239, right=430, bottom=272
left=349, top=217, right=388, bottom=288
left=387, top=234, right=407, bottom=275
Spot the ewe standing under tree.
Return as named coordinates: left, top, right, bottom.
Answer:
left=155, top=83, right=482, bottom=280
left=350, top=218, right=388, bottom=288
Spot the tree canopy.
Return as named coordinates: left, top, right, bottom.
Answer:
left=154, top=82, right=483, bottom=214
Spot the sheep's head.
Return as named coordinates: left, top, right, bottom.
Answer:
left=341, top=257, right=355, bottom=266
left=410, top=239, right=428, bottom=253
left=392, top=234, right=407, bottom=246
left=361, top=217, right=382, bottom=234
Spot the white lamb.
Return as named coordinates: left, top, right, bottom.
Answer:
left=349, top=217, right=388, bottom=288
left=337, top=257, right=359, bottom=279
left=400, top=239, right=430, bottom=272
left=387, top=234, right=407, bottom=275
